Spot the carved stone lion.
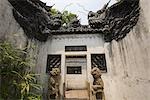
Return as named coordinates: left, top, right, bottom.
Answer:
left=48, top=68, right=60, bottom=100
left=91, top=67, right=105, bottom=100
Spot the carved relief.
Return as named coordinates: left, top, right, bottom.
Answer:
left=8, top=0, right=140, bottom=42
left=88, top=0, right=140, bottom=42
left=91, top=67, right=105, bottom=100
left=48, top=68, right=60, bottom=100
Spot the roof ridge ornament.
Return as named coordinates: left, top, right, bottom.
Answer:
left=88, top=0, right=140, bottom=42
left=8, top=0, right=139, bottom=42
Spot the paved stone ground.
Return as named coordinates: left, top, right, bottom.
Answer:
left=65, top=89, right=89, bottom=100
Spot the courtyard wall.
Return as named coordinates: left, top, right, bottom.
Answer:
left=0, top=0, right=150, bottom=100
left=0, top=0, right=27, bottom=48
left=103, top=0, right=150, bottom=100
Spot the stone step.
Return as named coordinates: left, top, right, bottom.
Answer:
left=65, top=98, right=88, bottom=100
left=65, top=89, right=89, bottom=100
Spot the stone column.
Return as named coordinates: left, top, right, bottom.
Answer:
left=59, top=54, right=65, bottom=98
left=87, top=53, right=93, bottom=99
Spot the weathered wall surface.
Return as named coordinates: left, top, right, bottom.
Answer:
left=1, top=0, right=150, bottom=100
left=0, top=0, right=27, bottom=48
left=103, top=0, right=150, bottom=100
left=34, top=34, right=105, bottom=99
left=0, top=0, right=46, bottom=97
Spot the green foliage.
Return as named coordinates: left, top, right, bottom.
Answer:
left=50, top=8, right=60, bottom=15
left=62, top=10, right=77, bottom=26
left=50, top=8, right=77, bottom=26
left=0, top=42, right=41, bottom=100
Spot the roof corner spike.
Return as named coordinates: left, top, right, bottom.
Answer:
left=98, top=0, right=111, bottom=13
left=108, top=0, right=112, bottom=5
left=105, top=0, right=112, bottom=9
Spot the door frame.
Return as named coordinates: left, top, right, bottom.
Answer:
left=64, top=54, right=88, bottom=90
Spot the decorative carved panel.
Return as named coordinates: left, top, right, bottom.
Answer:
left=67, top=66, right=82, bottom=74
left=46, top=55, right=61, bottom=73
left=65, top=45, right=87, bottom=52
left=91, top=54, right=107, bottom=72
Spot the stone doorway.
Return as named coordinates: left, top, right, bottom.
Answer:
left=65, top=55, right=87, bottom=90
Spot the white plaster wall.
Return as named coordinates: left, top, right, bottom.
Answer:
left=0, top=0, right=27, bottom=48
left=36, top=34, right=105, bottom=73
left=30, top=0, right=150, bottom=99
left=103, top=0, right=150, bottom=100
left=48, top=34, right=104, bottom=54
left=35, top=34, right=105, bottom=98
left=1, top=0, right=150, bottom=100
left=65, top=57, right=87, bottom=89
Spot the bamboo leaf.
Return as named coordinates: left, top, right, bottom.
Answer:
left=26, top=84, right=30, bottom=94
left=11, top=71, right=23, bottom=79
left=0, top=41, right=41, bottom=99
left=21, top=85, right=26, bottom=94
left=30, top=84, right=41, bottom=90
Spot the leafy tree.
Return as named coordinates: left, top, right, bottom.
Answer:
left=0, top=42, right=41, bottom=100
left=62, top=10, right=77, bottom=26
left=50, top=8, right=60, bottom=15
left=50, top=8, right=77, bottom=26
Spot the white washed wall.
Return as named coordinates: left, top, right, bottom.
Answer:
left=0, top=0, right=27, bottom=48
left=103, top=0, right=150, bottom=100
left=1, top=0, right=150, bottom=99
left=35, top=34, right=105, bottom=97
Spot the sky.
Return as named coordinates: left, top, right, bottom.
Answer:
left=41, top=0, right=117, bottom=25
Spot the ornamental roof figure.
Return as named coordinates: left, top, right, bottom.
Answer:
left=8, top=0, right=140, bottom=42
